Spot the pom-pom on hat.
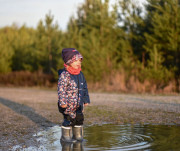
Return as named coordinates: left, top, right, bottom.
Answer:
left=62, top=48, right=83, bottom=65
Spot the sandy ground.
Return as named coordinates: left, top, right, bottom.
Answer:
left=0, top=87, right=180, bottom=150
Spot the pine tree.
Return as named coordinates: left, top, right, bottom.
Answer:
left=145, top=0, right=179, bottom=70
left=10, top=25, right=36, bottom=71
left=0, top=27, right=15, bottom=73
left=143, top=0, right=180, bottom=89
left=115, top=0, right=145, bottom=77
left=35, top=12, right=64, bottom=74
left=68, top=0, right=119, bottom=81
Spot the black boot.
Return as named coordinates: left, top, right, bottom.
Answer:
left=72, top=125, right=83, bottom=141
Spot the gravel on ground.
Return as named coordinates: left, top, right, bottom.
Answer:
left=0, top=87, right=179, bottom=150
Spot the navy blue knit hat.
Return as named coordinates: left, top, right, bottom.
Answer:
left=62, top=48, right=83, bottom=65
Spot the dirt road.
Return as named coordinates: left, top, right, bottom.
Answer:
left=0, top=87, right=180, bottom=150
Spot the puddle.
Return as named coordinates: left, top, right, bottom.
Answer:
left=13, top=124, right=180, bottom=151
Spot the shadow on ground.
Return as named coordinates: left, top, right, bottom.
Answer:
left=0, top=97, right=55, bottom=128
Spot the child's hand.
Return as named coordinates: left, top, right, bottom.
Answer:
left=82, top=103, right=89, bottom=112
left=61, top=104, right=67, bottom=108
left=84, top=103, right=89, bottom=107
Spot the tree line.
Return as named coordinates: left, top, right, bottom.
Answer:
left=0, top=0, right=179, bottom=92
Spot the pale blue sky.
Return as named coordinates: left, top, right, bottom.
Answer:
left=0, top=0, right=86, bottom=30
left=0, top=0, right=146, bottom=31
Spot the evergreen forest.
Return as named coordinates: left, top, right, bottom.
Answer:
left=0, top=0, right=179, bottom=93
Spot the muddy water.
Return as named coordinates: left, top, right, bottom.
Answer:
left=13, top=124, right=180, bottom=151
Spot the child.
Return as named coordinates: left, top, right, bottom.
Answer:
left=57, top=48, right=90, bottom=142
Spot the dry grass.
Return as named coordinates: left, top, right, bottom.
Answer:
left=88, top=72, right=178, bottom=93
left=0, top=71, right=179, bottom=93
left=0, top=71, right=55, bottom=87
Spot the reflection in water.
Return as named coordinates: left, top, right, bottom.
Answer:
left=12, top=124, right=180, bottom=151
left=61, top=141, right=84, bottom=151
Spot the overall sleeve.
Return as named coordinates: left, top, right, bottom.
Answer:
left=82, top=74, right=90, bottom=104
left=57, top=72, right=69, bottom=106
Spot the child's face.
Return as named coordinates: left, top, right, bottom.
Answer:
left=70, top=59, right=82, bottom=69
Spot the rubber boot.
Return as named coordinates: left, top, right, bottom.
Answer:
left=73, top=141, right=84, bottom=151
left=61, top=126, right=76, bottom=143
left=72, top=125, right=83, bottom=141
left=60, top=140, right=72, bottom=151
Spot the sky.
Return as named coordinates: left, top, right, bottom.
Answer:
left=0, top=0, right=146, bottom=31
